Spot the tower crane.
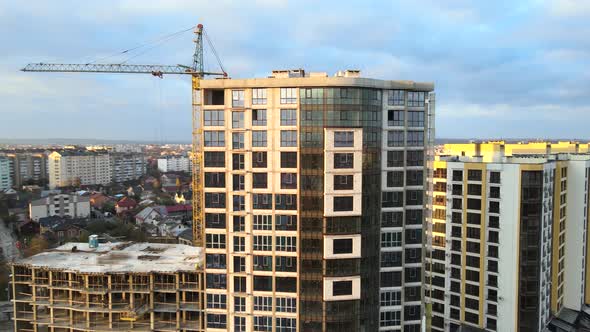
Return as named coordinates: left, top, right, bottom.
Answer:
left=21, top=23, right=225, bottom=247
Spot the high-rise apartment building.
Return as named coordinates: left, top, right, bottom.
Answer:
left=158, top=155, right=192, bottom=173
left=425, top=142, right=590, bottom=332
left=48, top=150, right=146, bottom=188
left=4, top=151, right=48, bottom=187
left=0, top=155, right=11, bottom=190
left=193, top=69, right=434, bottom=331
left=111, top=152, right=146, bottom=183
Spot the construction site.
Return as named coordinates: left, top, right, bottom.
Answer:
left=10, top=241, right=204, bottom=332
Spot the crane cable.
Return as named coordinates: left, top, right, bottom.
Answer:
left=86, top=25, right=196, bottom=65
left=203, top=30, right=226, bottom=74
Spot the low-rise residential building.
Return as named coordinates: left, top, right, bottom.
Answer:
left=29, top=194, right=90, bottom=221
left=115, top=196, right=138, bottom=214
left=157, top=155, right=191, bottom=173
left=88, top=192, right=113, bottom=209
left=11, top=242, right=204, bottom=331
left=135, top=205, right=168, bottom=225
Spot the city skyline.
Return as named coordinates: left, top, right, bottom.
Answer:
left=2, top=0, right=589, bottom=141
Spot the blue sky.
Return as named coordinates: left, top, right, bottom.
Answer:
left=1, top=0, right=589, bottom=141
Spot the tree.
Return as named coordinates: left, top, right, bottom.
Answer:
left=24, top=235, right=49, bottom=257
left=102, top=201, right=115, bottom=214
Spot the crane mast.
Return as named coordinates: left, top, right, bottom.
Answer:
left=21, top=23, right=225, bottom=247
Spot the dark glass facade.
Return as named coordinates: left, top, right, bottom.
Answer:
left=298, top=88, right=382, bottom=331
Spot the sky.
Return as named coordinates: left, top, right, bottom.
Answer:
left=1, top=0, right=589, bottom=142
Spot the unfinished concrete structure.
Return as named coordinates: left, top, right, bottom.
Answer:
left=11, top=242, right=204, bottom=332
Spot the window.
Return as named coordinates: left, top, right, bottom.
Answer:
left=252, top=88, right=267, bottom=105
left=333, top=280, right=353, bottom=296
left=334, top=131, right=354, bottom=147
left=333, top=238, right=353, bottom=254
left=234, top=316, right=246, bottom=332
left=253, top=215, right=272, bottom=230
left=205, top=213, right=226, bottom=229
left=276, top=297, right=296, bottom=313
left=406, top=170, right=423, bottom=186
left=254, top=235, right=272, bottom=251
left=468, top=169, right=482, bottom=181
left=334, top=175, right=353, bottom=190
left=275, top=256, right=297, bottom=272
left=281, top=109, right=297, bottom=126
left=388, top=90, right=405, bottom=106
left=387, top=110, right=404, bottom=126
left=205, top=193, right=226, bottom=208
left=204, top=131, right=225, bottom=147
left=281, top=152, right=297, bottom=168
left=205, top=172, right=225, bottom=188
left=381, top=232, right=401, bottom=247
left=234, top=297, right=246, bottom=312
left=380, top=310, right=401, bottom=327
left=407, top=111, right=424, bottom=127
left=280, top=130, right=297, bottom=147
left=232, top=174, right=245, bottom=191
left=280, top=88, right=297, bottom=104
left=232, top=153, right=244, bottom=170
left=407, top=91, right=425, bottom=107
left=276, top=317, right=296, bottom=332
left=334, top=153, right=354, bottom=168
left=280, top=173, right=297, bottom=189
left=254, top=315, right=273, bottom=331
left=406, top=150, right=423, bottom=166
left=381, top=291, right=401, bottom=307
left=253, top=255, right=272, bottom=271
left=232, top=90, right=244, bottom=107
left=254, top=296, right=272, bottom=311
left=387, top=131, right=404, bottom=147
left=233, top=256, right=245, bottom=272
left=490, top=186, right=500, bottom=199
left=407, top=131, right=424, bottom=146
left=252, top=109, right=267, bottom=126
left=204, top=151, right=225, bottom=167
left=254, top=276, right=273, bottom=292
left=452, top=170, right=463, bottom=181
left=233, top=236, right=245, bottom=252
left=333, top=196, right=353, bottom=211
left=253, top=173, right=268, bottom=189
left=232, top=111, right=244, bottom=128
left=467, top=183, right=482, bottom=195
left=207, top=313, right=227, bottom=329
left=252, top=131, right=267, bottom=147
left=382, top=191, right=403, bottom=208
left=233, top=216, right=245, bottom=232
left=204, top=110, right=224, bottom=126
left=252, top=151, right=267, bottom=168
left=253, top=193, right=272, bottom=209
left=387, top=151, right=404, bottom=167
left=207, top=294, right=227, bottom=309
left=232, top=132, right=244, bottom=149
left=276, top=236, right=296, bottom=252
left=276, top=215, right=297, bottom=231
left=205, top=233, right=226, bottom=249
left=490, top=171, right=501, bottom=184
left=234, top=276, right=247, bottom=292
left=233, top=195, right=245, bottom=211
left=275, top=194, right=297, bottom=210
left=206, top=273, right=227, bottom=289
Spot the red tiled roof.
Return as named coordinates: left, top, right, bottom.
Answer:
left=116, top=197, right=137, bottom=207
left=165, top=205, right=192, bottom=213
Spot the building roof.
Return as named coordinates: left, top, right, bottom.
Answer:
left=135, top=206, right=166, bottom=221
left=166, top=205, right=192, bottom=214
left=116, top=196, right=137, bottom=207
left=14, top=242, right=203, bottom=273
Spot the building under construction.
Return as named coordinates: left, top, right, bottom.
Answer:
left=11, top=242, right=204, bottom=332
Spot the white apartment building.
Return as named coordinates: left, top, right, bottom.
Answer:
left=48, top=151, right=112, bottom=188
left=29, top=193, right=91, bottom=221
left=158, top=155, right=191, bottom=173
